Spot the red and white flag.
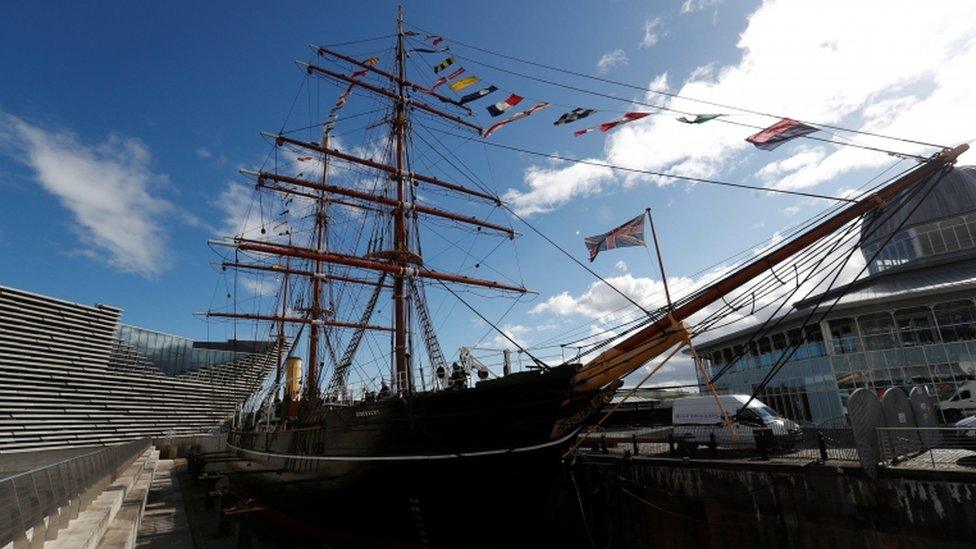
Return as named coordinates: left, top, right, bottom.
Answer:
left=599, top=112, right=651, bottom=132
left=746, top=118, right=819, bottom=150
left=574, top=112, right=650, bottom=136
left=482, top=102, right=550, bottom=138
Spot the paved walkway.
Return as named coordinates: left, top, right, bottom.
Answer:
left=137, top=459, right=194, bottom=548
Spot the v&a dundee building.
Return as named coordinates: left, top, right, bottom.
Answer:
left=697, top=165, right=976, bottom=425
left=0, top=284, right=277, bottom=454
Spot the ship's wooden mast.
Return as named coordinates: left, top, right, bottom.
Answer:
left=211, top=7, right=525, bottom=402
left=393, top=5, right=410, bottom=392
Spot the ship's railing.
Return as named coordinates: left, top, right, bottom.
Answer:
left=0, top=438, right=150, bottom=547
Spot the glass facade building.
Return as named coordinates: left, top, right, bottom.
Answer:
left=116, top=324, right=272, bottom=375
left=696, top=166, right=976, bottom=425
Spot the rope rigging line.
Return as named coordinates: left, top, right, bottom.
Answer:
left=420, top=123, right=860, bottom=203
left=691, top=215, right=868, bottom=383
left=401, top=22, right=950, bottom=151
left=681, top=189, right=912, bottom=383
left=552, top=157, right=927, bottom=365
left=652, top=164, right=944, bottom=398
left=434, top=280, right=550, bottom=370
left=704, top=163, right=936, bottom=379
left=733, top=166, right=953, bottom=413
left=524, top=202, right=855, bottom=355
left=525, top=192, right=864, bottom=351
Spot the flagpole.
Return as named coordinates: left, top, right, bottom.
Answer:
left=646, top=207, right=673, bottom=313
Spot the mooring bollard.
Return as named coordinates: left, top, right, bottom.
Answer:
left=205, top=477, right=217, bottom=510
left=217, top=495, right=231, bottom=536
left=817, top=431, right=829, bottom=463
left=757, top=428, right=770, bottom=460
left=600, top=434, right=608, bottom=454
left=632, top=433, right=639, bottom=456
left=237, top=513, right=254, bottom=549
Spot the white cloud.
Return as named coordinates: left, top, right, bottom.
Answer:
left=0, top=113, right=175, bottom=277
left=640, top=17, right=664, bottom=48
left=615, top=260, right=628, bottom=272
left=240, top=277, right=278, bottom=296
left=688, top=63, right=716, bottom=82
left=196, top=147, right=212, bottom=159
left=506, top=1, right=976, bottom=216
left=531, top=273, right=691, bottom=322
left=596, top=49, right=629, bottom=74
left=681, top=0, right=721, bottom=14
left=782, top=205, right=800, bottom=216
left=756, top=148, right=826, bottom=180
left=646, top=73, right=670, bottom=99
left=215, top=181, right=263, bottom=238
left=492, top=323, right=531, bottom=349
left=502, top=159, right=615, bottom=215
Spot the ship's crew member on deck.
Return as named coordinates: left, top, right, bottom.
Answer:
left=378, top=380, right=391, bottom=399
left=449, top=362, right=468, bottom=389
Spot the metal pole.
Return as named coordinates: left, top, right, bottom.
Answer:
left=646, top=208, right=673, bottom=312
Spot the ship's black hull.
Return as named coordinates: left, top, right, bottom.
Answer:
left=223, top=363, right=606, bottom=547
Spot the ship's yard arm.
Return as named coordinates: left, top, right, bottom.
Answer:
left=296, top=61, right=482, bottom=135
left=267, top=133, right=499, bottom=204
left=231, top=238, right=530, bottom=294
left=311, top=44, right=473, bottom=114
left=572, top=144, right=969, bottom=393
left=247, top=169, right=516, bottom=237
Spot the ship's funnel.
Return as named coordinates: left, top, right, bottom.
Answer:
left=284, top=356, right=302, bottom=401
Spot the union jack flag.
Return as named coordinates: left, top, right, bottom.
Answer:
left=584, top=213, right=647, bottom=262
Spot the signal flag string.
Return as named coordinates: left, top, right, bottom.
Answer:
left=402, top=22, right=950, bottom=150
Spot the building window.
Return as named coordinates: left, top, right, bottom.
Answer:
left=733, top=344, right=745, bottom=369
left=934, top=300, right=976, bottom=342
left=857, top=312, right=898, bottom=351
left=771, top=333, right=787, bottom=352
left=806, top=325, right=826, bottom=357
left=758, top=337, right=774, bottom=367
left=867, top=212, right=976, bottom=274
left=722, top=347, right=734, bottom=365
left=828, top=318, right=860, bottom=354
left=894, top=307, right=938, bottom=347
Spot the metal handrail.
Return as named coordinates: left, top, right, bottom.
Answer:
left=0, top=438, right=150, bottom=547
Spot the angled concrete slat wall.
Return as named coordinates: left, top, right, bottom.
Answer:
left=0, top=285, right=275, bottom=454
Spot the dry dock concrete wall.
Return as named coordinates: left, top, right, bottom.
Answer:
left=557, top=455, right=976, bottom=548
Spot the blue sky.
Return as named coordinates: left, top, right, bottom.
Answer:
left=2, top=1, right=974, bottom=387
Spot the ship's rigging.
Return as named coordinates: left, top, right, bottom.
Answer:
left=202, top=8, right=967, bottom=417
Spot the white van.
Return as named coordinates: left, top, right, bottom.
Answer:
left=671, top=395, right=801, bottom=451
left=939, top=381, right=976, bottom=421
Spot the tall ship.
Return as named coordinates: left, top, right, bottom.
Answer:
left=204, top=7, right=968, bottom=547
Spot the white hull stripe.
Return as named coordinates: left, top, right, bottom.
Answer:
left=226, top=428, right=580, bottom=462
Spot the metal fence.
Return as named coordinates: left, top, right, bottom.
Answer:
left=789, top=427, right=860, bottom=462
left=585, top=425, right=863, bottom=462
left=878, top=427, right=976, bottom=470
left=0, top=438, right=150, bottom=547
left=591, top=424, right=976, bottom=471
